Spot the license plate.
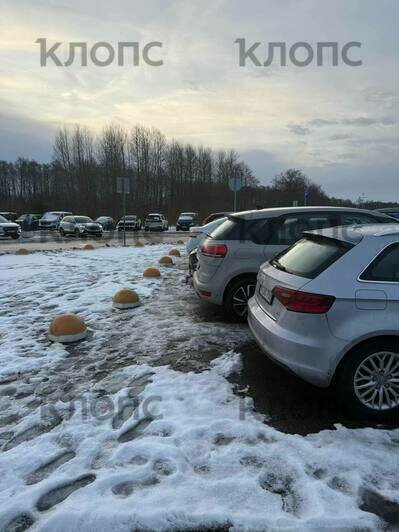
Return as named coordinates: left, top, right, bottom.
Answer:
left=260, top=279, right=273, bottom=304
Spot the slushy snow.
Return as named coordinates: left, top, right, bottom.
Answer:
left=0, top=245, right=398, bottom=531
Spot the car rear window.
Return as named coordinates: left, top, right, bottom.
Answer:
left=210, top=217, right=270, bottom=244
left=271, top=236, right=352, bottom=279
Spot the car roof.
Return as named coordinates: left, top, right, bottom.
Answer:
left=376, top=207, right=399, bottom=213
left=305, top=224, right=399, bottom=245
left=230, top=206, right=393, bottom=221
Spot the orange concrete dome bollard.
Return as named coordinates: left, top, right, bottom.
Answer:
left=169, top=249, right=181, bottom=257
left=143, top=267, right=161, bottom=278
left=16, top=248, right=29, bottom=255
left=113, top=289, right=141, bottom=309
left=134, top=242, right=145, bottom=247
left=48, top=314, right=88, bottom=344
left=176, top=240, right=184, bottom=245
left=159, top=256, right=174, bottom=266
left=83, top=244, right=94, bottom=250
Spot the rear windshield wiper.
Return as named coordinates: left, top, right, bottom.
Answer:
left=271, top=259, right=287, bottom=272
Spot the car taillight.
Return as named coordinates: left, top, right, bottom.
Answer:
left=273, top=285, right=335, bottom=314
left=200, top=243, right=228, bottom=258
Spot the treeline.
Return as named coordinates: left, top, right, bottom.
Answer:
left=0, top=124, right=397, bottom=219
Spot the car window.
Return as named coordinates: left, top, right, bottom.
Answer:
left=63, top=216, right=73, bottom=222
left=339, top=212, right=390, bottom=225
left=272, top=235, right=352, bottom=279
left=209, top=217, right=270, bottom=244
left=360, top=243, right=399, bottom=282
left=268, top=213, right=335, bottom=246
left=0, top=215, right=7, bottom=223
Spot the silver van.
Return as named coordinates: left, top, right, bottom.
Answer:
left=193, top=207, right=395, bottom=320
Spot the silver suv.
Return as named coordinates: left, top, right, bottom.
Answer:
left=248, top=224, right=399, bottom=421
left=193, top=207, right=395, bottom=320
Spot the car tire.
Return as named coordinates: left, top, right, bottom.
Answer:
left=59, top=228, right=65, bottom=237
left=11, top=234, right=20, bottom=240
left=74, top=228, right=81, bottom=238
left=223, top=276, right=257, bottom=322
left=336, top=339, right=399, bottom=421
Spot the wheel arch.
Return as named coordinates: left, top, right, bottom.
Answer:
left=332, top=334, right=399, bottom=385
left=222, top=272, right=258, bottom=304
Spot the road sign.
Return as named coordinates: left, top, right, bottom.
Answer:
left=229, top=176, right=243, bottom=192
left=117, top=177, right=129, bottom=247
left=117, top=177, right=130, bottom=195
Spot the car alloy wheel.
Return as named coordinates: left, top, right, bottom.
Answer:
left=354, top=351, right=399, bottom=411
left=232, top=283, right=256, bottom=318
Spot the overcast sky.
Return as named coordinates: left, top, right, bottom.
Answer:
left=1, top=0, right=398, bottom=201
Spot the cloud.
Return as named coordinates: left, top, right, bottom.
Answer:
left=287, top=123, right=311, bottom=136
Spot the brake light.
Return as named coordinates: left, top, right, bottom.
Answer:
left=200, top=243, right=228, bottom=258
left=273, top=286, right=335, bottom=314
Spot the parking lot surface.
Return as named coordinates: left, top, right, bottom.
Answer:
left=0, top=243, right=398, bottom=530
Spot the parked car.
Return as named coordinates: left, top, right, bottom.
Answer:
left=176, top=212, right=199, bottom=231
left=0, top=215, right=21, bottom=239
left=248, top=223, right=399, bottom=421
left=202, top=211, right=232, bottom=225
left=96, top=216, right=116, bottom=230
left=144, top=214, right=168, bottom=231
left=193, top=206, right=396, bottom=321
left=375, top=207, right=399, bottom=220
left=15, top=214, right=41, bottom=231
left=117, top=215, right=141, bottom=232
left=187, top=218, right=227, bottom=275
left=39, top=211, right=72, bottom=230
left=187, top=217, right=227, bottom=254
left=0, top=212, right=18, bottom=222
left=59, top=215, right=103, bottom=237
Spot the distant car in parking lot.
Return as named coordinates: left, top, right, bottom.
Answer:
left=248, top=224, right=399, bottom=421
left=59, top=215, right=103, bottom=237
left=15, top=214, right=41, bottom=231
left=144, top=213, right=168, bottom=231
left=96, top=216, right=115, bottom=230
left=117, top=215, right=141, bottom=232
left=202, top=211, right=232, bottom=225
left=193, top=206, right=396, bottom=321
left=39, top=211, right=72, bottom=230
left=375, top=207, right=399, bottom=220
left=176, top=212, right=199, bottom=231
left=0, top=212, right=18, bottom=222
left=0, top=215, right=21, bottom=239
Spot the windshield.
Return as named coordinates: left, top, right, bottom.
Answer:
left=123, top=216, right=137, bottom=220
left=42, top=212, right=60, bottom=221
left=147, top=215, right=160, bottom=221
left=179, top=214, right=194, bottom=220
left=75, top=216, right=93, bottom=223
left=0, top=215, right=8, bottom=223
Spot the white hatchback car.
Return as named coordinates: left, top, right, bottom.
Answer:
left=248, top=224, right=399, bottom=420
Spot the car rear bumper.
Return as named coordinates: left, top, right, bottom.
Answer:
left=247, top=297, right=346, bottom=387
left=192, top=272, right=223, bottom=305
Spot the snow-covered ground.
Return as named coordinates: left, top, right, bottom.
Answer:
left=0, top=245, right=398, bottom=531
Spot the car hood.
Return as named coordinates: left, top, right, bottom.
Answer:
left=0, top=222, right=20, bottom=228
left=80, top=223, right=101, bottom=228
